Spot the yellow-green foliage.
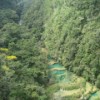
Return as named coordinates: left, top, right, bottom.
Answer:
left=2, top=65, right=10, bottom=71
left=0, top=48, right=9, bottom=52
left=6, top=56, right=17, bottom=60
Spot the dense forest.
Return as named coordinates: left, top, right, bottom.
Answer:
left=0, top=0, right=100, bottom=100
left=0, top=0, right=48, bottom=100
left=43, top=0, right=100, bottom=85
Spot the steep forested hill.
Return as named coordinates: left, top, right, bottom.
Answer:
left=43, top=0, right=100, bottom=86
left=0, top=0, right=100, bottom=100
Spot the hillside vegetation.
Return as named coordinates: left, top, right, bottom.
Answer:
left=43, top=0, right=100, bottom=85
left=0, top=0, right=100, bottom=100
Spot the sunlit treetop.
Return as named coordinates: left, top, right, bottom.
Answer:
left=6, top=55, right=17, bottom=60
left=0, top=48, right=9, bottom=52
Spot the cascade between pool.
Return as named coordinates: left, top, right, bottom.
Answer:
left=46, top=52, right=100, bottom=100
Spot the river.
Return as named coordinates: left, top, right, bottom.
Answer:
left=47, top=58, right=100, bottom=100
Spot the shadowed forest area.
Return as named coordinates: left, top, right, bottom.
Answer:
left=0, top=0, right=100, bottom=100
